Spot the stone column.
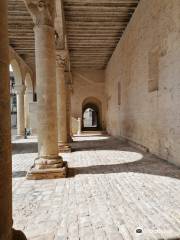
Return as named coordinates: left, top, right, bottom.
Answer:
left=66, top=82, right=73, bottom=142
left=0, top=2, right=12, bottom=238
left=25, top=0, right=67, bottom=179
left=77, top=117, right=82, bottom=135
left=0, top=1, right=27, bottom=239
left=56, top=51, right=71, bottom=152
left=24, top=89, right=33, bottom=130
left=14, top=84, right=25, bottom=137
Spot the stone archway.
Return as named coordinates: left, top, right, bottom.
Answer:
left=82, top=97, right=102, bottom=131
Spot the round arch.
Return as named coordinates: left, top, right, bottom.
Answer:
left=82, top=97, right=102, bottom=130
left=10, top=59, right=22, bottom=85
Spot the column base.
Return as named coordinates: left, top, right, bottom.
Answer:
left=58, top=143, right=71, bottom=153
left=26, top=158, right=68, bottom=180
left=26, top=162, right=67, bottom=180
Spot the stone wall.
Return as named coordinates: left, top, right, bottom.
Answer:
left=105, top=0, right=180, bottom=166
left=71, top=70, right=106, bottom=130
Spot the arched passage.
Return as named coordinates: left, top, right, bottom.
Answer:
left=82, top=97, right=102, bottom=131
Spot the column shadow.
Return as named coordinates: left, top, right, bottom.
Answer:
left=69, top=137, right=180, bottom=180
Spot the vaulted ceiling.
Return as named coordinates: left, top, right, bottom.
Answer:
left=8, top=0, right=139, bottom=71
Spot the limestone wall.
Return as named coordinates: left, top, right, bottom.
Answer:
left=105, top=0, right=180, bottom=166
left=71, top=70, right=106, bottom=130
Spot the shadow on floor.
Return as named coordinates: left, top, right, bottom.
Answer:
left=12, top=142, right=38, bottom=154
left=11, top=136, right=180, bottom=181
left=70, top=136, right=180, bottom=180
left=161, top=238, right=180, bottom=240
left=13, top=171, right=27, bottom=178
left=71, top=137, right=128, bottom=152
left=68, top=157, right=180, bottom=179
left=69, top=136, right=180, bottom=180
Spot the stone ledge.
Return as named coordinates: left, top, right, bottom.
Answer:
left=26, top=161, right=68, bottom=180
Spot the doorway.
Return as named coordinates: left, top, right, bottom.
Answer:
left=82, top=97, right=102, bottom=131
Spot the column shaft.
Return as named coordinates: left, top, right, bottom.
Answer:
left=0, top=1, right=12, bottom=239
left=66, top=84, right=73, bottom=142
left=35, top=25, right=59, bottom=158
left=26, top=26, right=66, bottom=179
left=77, top=117, right=82, bottom=135
left=16, top=88, right=25, bottom=136
left=57, top=66, right=68, bottom=144
left=24, top=90, right=33, bottom=129
left=56, top=52, right=71, bottom=152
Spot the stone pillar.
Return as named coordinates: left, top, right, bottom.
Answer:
left=66, top=82, right=73, bottom=142
left=0, top=2, right=12, bottom=238
left=77, top=117, right=82, bottom=135
left=25, top=0, right=67, bottom=179
left=14, top=85, right=25, bottom=137
left=0, top=1, right=27, bottom=239
left=56, top=51, right=71, bottom=152
left=24, top=89, right=33, bottom=130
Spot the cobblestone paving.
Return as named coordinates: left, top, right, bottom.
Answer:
left=13, top=135, right=180, bottom=240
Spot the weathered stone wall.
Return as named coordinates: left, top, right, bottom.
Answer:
left=105, top=0, right=180, bottom=166
left=71, top=70, right=106, bottom=130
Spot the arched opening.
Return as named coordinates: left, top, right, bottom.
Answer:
left=82, top=97, right=102, bottom=131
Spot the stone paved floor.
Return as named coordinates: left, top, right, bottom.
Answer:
left=12, top=134, right=180, bottom=240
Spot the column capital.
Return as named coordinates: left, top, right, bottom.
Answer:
left=14, top=85, right=26, bottom=95
left=56, top=50, right=68, bottom=68
left=24, top=0, right=55, bottom=27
